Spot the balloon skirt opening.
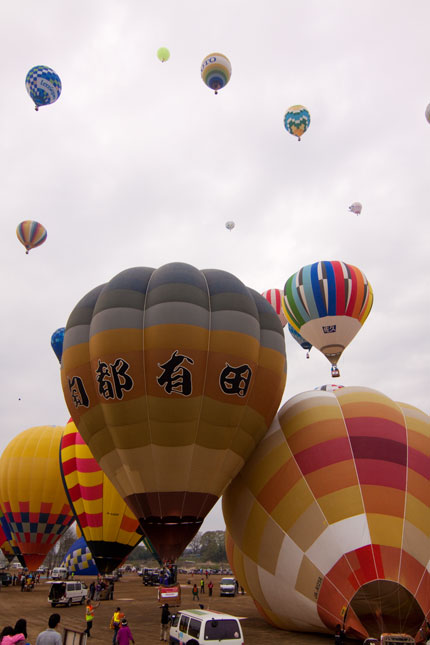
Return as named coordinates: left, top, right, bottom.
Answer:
left=348, top=580, right=425, bottom=639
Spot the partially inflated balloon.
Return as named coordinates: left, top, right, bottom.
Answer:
left=0, top=426, right=74, bottom=570
left=284, top=105, right=310, bottom=141
left=61, top=536, right=99, bottom=576
left=51, top=327, right=65, bottom=363
left=283, top=261, right=373, bottom=376
left=60, top=419, right=144, bottom=573
left=25, top=65, right=62, bottom=111
left=261, top=289, right=287, bottom=328
left=223, top=387, right=430, bottom=639
left=61, top=263, right=286, bottom=561
left=201, top=53, right=231, bottom=94
left=16, top=220, right=47, bottom=254
left=157, top=47, right=170, bottom=62
left=288, top=323, right=312, bottom=357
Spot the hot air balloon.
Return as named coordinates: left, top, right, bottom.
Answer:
left=0, top=425, right=74, bottom=570
left=283, top=261, right=373, bottom=377
left=0, top=520, right=14, bottom=562
left=61, top=536, right=99, bottom=576
left=261, top=289, right=287, bottom=328
left=425, top=104, right=430, bottom=124
left=288, top=323, right=312, bottom=358
left=284, top=105, right=310, bottom=141
left=157, top=47, right=170, bottom=62
left=61, top=262, right=286, bottom=562
left=25, top=65, right=62, bottom=111
left=0, top=509, right=25, bottom=566
left=225, top=220, right=235, bottom=231
left=223, top=387, right=430, bottom=640
left=349, top=202, right=362, bottom=215
left=201, top=53, right=231, bottom=94
left=51, top=327, right=65, bottom=363
left=314, top=384, right=344, bottom=391
left=60, top=419, right=145, bottom=573
left=16, top=220, right=47, bottom=254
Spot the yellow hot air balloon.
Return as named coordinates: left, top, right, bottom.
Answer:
left=0, top=426, right=74, bottom=571
left=61, top=262, right=286, bottom=561
left=60, top=419, right=144, bottom=573
left=223, top=387, right=430, bottom=639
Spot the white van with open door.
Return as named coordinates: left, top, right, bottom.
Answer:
left=49, top=580, right=87, bottom=607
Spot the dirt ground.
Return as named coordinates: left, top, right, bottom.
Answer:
left=0, top=573, right=332, bottom=644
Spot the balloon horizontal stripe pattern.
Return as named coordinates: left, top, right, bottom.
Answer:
left=61, top=262, right=286, bottom=560
left=60, top=419, right=143, bottom=571
left=0, top=425, right=74, bottom=570
left=223, top=387, right=430, bottom=639
left=201, top=53, right=231, bottom=92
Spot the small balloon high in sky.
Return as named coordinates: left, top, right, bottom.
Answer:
left=201, top=53, right=231, bottom=94
left=25, top=65, right=62, bottom=111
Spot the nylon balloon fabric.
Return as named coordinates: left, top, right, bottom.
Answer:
left=0, top=425, right=74, bottom=571
left=60, top=419, right=144, bottom=573
left=283, top=260, right=373, bottom=369
left=61, top=262, right=286, bottom=561
left=25, top=65, right=61, bottom=110
left=61, top=536, right=99, bottom=575
left=223, top=387, right=430, bottom=639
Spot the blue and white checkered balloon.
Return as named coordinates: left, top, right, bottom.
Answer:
left=25, top=65, right=62, bottom=111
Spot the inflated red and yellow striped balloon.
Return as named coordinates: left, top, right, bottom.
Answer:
left=223, top=387, right=430, bottom=640
left=60, top=419, right=143, bottom=573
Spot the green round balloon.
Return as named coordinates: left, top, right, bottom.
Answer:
left=157, top=47, right=170, bottom=62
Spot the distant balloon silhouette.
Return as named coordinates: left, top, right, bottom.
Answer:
left=284, top=105, right=310, bottom=141
left=157, top=47, right=170, bottom=62
left=349, top=202, right=362, bottom=215
left=225, top=220, right=235, bottom=231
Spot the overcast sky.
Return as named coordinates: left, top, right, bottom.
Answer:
left=1, top=1, right=429, bottom=532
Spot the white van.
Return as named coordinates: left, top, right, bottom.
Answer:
left=51, top=567, right=68, bottom=580
left=49, top=581, right=87, bottom=607
left=219, top=577, right=237, bottom=596
left=169, top=609, right=244, bottom=644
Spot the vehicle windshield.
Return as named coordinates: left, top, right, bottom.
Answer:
left=221, top=578, right=234, bottom=585
left=49, top=583, right=66, bottom=600
left=204, top=619, right=241, bottom=640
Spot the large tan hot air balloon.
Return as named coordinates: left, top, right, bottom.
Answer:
left=223, top=387, right=430, bottom=640
left=61, top=262, right=286, bottom=561
left=0, top=426, right=75, bottom=571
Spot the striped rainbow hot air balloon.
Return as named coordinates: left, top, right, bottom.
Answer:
left=0, top=425, right=74, bottom=571
left=223, top=386, right=430, bottom=640
left=16, top=220, right=47, bottom=254
left=283, top=261, right=373, bottom=377
left=60, top=419, right=145, bottom=574
left=61, top=262, right=286, bottom=561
